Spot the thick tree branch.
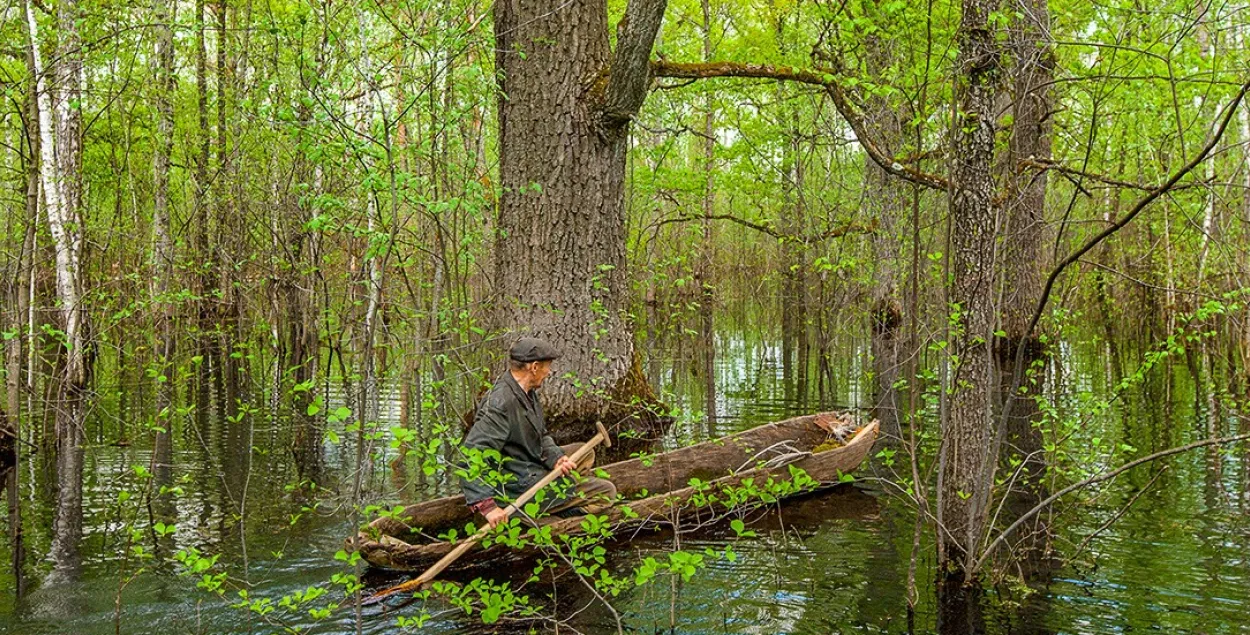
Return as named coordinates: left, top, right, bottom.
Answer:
left=602, top=0, right=669, bottom=127
left=651, top=60, right=949, bottom=191
left=1019, top=81, right=1249, bottom=343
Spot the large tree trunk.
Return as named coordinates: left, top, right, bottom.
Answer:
left=493, top=0, right=668, bottom=436
left=26, top=0, right=91, bottom=580
left=939, top=0, right=1002, bottom=590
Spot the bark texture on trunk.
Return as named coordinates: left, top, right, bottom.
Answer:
left=493, top=0, right=668, bottom=435
left=940, top=0, right=1002, bottom=581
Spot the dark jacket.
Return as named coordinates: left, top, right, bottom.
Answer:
left=460, top=372, right=565, bottom=506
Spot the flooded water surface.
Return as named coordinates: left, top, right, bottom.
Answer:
left=2, top=328, right=1249, bottom=634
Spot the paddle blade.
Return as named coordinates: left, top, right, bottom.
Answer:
left=360, top=576, right=431, bottom=607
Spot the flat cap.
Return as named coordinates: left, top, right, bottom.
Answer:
left=509, top=337, right=562, bottom=362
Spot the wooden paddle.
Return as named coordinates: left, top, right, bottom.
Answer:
left=360, top=421, right=612, bottom=607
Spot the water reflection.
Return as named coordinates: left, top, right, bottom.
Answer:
left=1, top=329, right=1249, bottom=634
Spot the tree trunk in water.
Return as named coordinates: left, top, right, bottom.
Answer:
left=26, top=0, right=91, bottom=580
left=215, top=0, right=233, bottom=338
left=288, top=209, right=323, bottom=481
left=493, top=0, right=668, bottom=436
left=193, top=0, right=215, bottom=340
left=151, top=0, right=178, bottom=531
left=1193, top=9, right=1217, bottom=289
left=864, top=29, right=907, bottom=438
left=998, top=0, right=1053, bottom=484
left=288, top=100, right=323, bottom=480
left=779, top=105, right=807, bottom=409
left=1241, top=26, right=1250, bottom=378
left=939, top=0, right=1001, bottom=588
left=698, top=0, right=717, bottom=433
left=3, top=109, right=32, bottom=596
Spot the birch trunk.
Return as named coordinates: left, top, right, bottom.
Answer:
left=26, top=0, right=91, bottom=579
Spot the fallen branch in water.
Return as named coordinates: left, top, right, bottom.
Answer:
left=972, top=431, right=1250, bottom=576
left=1061, top=467, right=1166, bottom=570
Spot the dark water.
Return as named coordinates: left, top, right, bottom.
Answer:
left=2, top=330, right=1250, bottom=634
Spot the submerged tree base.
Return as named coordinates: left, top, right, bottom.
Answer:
left=937, top=569, right=986, bottom=635
left=541, top=351, right=670, bottom=460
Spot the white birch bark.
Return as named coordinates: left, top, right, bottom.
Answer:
left=26, top=0, right=89, bottom=579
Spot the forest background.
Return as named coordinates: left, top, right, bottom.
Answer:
left=2, top=0, right=1250, bottom=631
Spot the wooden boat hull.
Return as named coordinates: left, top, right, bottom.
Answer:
left=354, top=412, right=879, bottom=572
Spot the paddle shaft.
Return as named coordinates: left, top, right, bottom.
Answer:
left=363, top=422, right=611, bottom=605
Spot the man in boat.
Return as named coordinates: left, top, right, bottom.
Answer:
left=461, top=337, right=617, bottom=529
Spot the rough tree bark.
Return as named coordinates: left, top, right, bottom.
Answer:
left=939, top=0, right=1002, bottom=597
left=26, top=0, right=91, bottom=580
left=493, top=0, right=668, bottom=435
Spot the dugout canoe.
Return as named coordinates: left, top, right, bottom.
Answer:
left=352, top=411, right=879, bottom=572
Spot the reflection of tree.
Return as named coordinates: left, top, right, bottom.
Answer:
left=569, top=489, right=884, bottom=633
left=2, top=435, right=22, bottom=599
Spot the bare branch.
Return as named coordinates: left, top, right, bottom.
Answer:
left=1019, top=157, right=1211, bottom=193
left=654, top=213, right=876, bottom=242
left=1018, top=81, right=1249, bottom=350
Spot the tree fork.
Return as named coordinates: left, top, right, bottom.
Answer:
left=492, top=0, right=670, bottom=436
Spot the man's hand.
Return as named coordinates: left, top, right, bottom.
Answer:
left=484, top=506, right=511, bottom=529
left=554, top=455, right=577, bottom=476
